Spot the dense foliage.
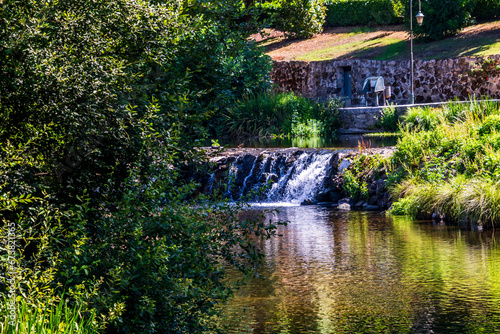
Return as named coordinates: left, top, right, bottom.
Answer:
left=471, top=0, right=500, bottom=20
left=325, top=0, right=499, bottom=39
left=0, top=0, right=278, bottom=333
left=376, top=105, right=400, bottom=132
left=406, top=0, right=475, bottom=41
left=325, top=0, right=404, bottom=27
left=390, top=98, right=500, bottom=228
left=260, top=0, right=326, bottom=38
left=222, top=91, right=341, bottom=138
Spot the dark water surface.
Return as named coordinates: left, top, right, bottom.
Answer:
left=221, top=207, right=500, bottom=334
left=210, top=135, right=397, bottom=149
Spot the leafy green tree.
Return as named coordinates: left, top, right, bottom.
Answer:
left=0, top=0, right=276, bottom=332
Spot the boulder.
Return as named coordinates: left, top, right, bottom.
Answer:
left=362, top=203, right=380, bottom=211
left=338, top=203, right=351, bottom=211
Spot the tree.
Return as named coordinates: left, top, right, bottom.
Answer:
left=0, top=0, right=276, bottom=332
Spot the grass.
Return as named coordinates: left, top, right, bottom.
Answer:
left=266, top=20, right=500, bottom=61
left=296, top=37, right=402, bottom=61
left=414, top=36, right=500, bottom=60
left=389, top=98, right=500, bottom=228
left=363, top=132, right=401, bottom=137
left=0, top=297, right=99, bottom=334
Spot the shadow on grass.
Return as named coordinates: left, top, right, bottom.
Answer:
left=258, top=36, right=308, bottom=53
left=322, top=26, right=499, bottom=61
left=268, top=24, right=500, bottom=62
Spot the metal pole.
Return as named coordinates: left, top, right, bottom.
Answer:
left=410, top=0, right=414, bottom=104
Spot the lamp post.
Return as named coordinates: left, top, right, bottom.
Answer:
left=410, top=0, right=424, bottom=104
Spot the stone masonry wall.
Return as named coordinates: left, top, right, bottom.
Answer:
left=271, top=56, right=500, bottom=104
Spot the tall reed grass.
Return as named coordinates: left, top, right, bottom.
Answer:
left=222, top=91, right=340, bottom=138
left=390, top=98, right=500, bottom=228
left=0, top=297, right=99, bottom=334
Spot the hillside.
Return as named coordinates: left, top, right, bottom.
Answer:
left=253, top=21, right=500, bottom=62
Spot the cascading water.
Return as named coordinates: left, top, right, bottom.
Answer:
left=267, top=152, right=334, bottom=204
left=222, top=150, right=336, bottom=204
left=206, top=146, right=394, bottom=210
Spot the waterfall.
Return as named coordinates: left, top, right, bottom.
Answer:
left=206, top=146, right=394, bottom=209
left=268, top=152, right=334, bottom=204
left=221, top=150, right=335, bottom=204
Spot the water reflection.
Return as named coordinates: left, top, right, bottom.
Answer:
left=208, top=135, right=397, bottom=149
left=222, top=208, right=500, bottom=333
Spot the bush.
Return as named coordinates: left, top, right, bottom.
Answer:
left=291, top=118, right=324, bottom=137
left=223, top=92, right=311, bottom=136
left=406, top=0, right=475, bottom=41
left=0, top=0, right=279, bottom=332
left=401, top=106, right=442, bottom=131
left=223, top=92, right=341, bottom=138
left=478, top=115, right=500, bottom=135
left=325, top=0, right=404, bottom=27
left=377, top=105, right=399, bottom=131
left=389, top=99, right=500, bottom=228
left=342, top=170, right=369, bottom=199
left=262, top=0, right=326, bottom=38
left=313, top=97, right=343, bottom=137
left=471, top=0, right=500, bottom=20
left=341, top=154, right=385, bottom=200
left=389, top=195, right=419, bottom=216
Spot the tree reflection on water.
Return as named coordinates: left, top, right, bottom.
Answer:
left=220, top=208, right=500, bottom=334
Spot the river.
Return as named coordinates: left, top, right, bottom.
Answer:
left=207, top=134, right=397, bottom=149
left=221, top=207, right=500, bottom=334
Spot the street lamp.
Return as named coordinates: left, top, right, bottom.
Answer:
left=410, top=0, right=424, bottom=104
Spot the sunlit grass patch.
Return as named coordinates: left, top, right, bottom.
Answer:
left=389, top=98, right=500, bottom=228
left=0, top=297, right=99, bottom=334
left=296, top=36, right=402, bottom=61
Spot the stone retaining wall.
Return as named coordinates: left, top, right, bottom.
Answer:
left=271, top=56, right=500, bottom=104
left=339, top=107, right=386, bottom=133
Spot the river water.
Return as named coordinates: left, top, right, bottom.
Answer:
left=221, top=206, right=500, bottom=334
left=208, top=134, right=397, bottom=149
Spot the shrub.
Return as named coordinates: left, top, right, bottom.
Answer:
left=377, top=105, right=399, bottom=131
left=401, top=106, right=442, bottom=131
left=325, top=0, right=404, bottom=27
left=389, top=99, right=500, bottom=228
left=406, top=0, right=475, bottom=41
left=471, top=0, right=500, bottom=20
left=264, top=0, right=326, bottom=38
left=312, top=97, right=343, bottom=138
left=0, top=0, right=280, bottom=332
left=341, top=154, right=385, bottom=199
left=223, top=92, right=341, bottom=138
left=478, top=115, right=500, bottom=135
left=342, top=170, right=369, bottom=199
left=291, top=118, right=324, bottom=137
left=389, top=195, right=419, bottom=216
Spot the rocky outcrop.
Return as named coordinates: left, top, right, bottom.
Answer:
left=203, top=147, right=394, bottom=211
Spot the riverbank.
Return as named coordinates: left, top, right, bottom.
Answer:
left=202, top=98, right=500, bottom=229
